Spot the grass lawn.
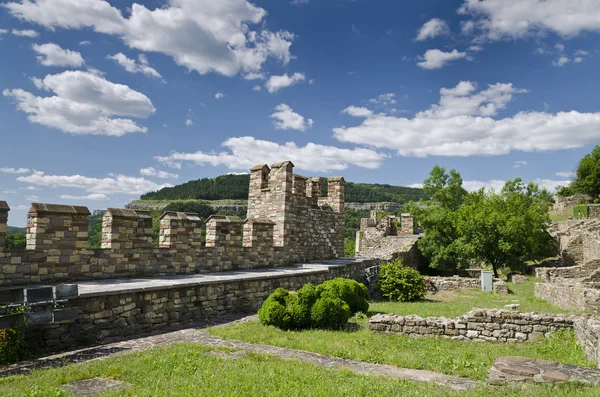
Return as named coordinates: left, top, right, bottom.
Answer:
left=1, top=343, right=598, bottom=397
left=209, top=282, right=593, bottom=381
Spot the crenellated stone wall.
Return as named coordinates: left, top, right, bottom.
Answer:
left=0, top=161, right=346, bottom=286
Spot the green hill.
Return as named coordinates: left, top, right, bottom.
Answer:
left=141, top=174, right=427, bottom=204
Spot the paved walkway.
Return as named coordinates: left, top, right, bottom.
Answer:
left=76, top=259, right=369, bottom=297
left=1, top=315, right=479, bottom=391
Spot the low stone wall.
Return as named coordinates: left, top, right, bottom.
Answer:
left=21, top=259, right=376, bottom=354
left=369, top=309, right=575, bottom=342
left=425, top=276, right=509, bottom=294
left=535, top=279, right=600, bottom=313
left=574, top=316, right=600, bottom=367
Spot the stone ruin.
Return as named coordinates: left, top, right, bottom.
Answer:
left=354, top=210, right=420, bottom=266
left=0, top=161, right=345, bottom=286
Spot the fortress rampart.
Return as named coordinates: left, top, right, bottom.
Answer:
left=0, top=161, right=345, bottom=286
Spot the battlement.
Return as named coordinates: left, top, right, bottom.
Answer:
left=0, top=161, right=345, bottom=286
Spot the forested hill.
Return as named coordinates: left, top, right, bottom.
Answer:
left=140, top=174, right=427, bottom=204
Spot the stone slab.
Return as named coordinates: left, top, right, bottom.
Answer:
left=487, top=356, right=600, bottom=386
left=60, top=378, right=130, bottom=396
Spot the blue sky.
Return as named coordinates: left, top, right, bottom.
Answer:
left=1, top=0, right=599, bottom=226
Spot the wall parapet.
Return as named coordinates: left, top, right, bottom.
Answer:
left=27, top=203, right=90, bottom=251
left=0, top=201, right=9, bottom=253
left=159, top=212, right=202, bottom=250
left=102, top=208, right=152, bottom=250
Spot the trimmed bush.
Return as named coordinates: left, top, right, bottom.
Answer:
left=377, top=259, right=425, bottom=302
left=316, top=278, right=369, bottom=315
left=258, top=278, right=368, bottom=330
left=573, top=205, right=589, bottom=220
left=310, top=297, right=351, bottom=330
left=257, top=288, right=295, bottom=330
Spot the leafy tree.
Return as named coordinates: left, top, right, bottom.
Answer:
left=408, top=166, right=468, bottom=272
left=5, top=232, right=26, bottom=250
left=572, top=145, right=600, bottom=198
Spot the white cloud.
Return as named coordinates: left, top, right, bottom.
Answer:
left=155, top=136, right=386, bottom=172
left=3, top=70, right=155, bottom=136
left=342, top=106, right=373, bottom=118
left=416, top=18, right=450, bottom=41
left=17, top=171, right=172, bottom=195
left=0, top=167, right=30, bottom=174
left=468, top=45, right=484, bottom=52
left=270, top=104, right=313, bottom=131
left=369, top=93, right=396, bottom=106
left=556, top=171, right=576, bottom=178
left=0, top=28, right=8, bottom=34
left=514, top=160, right=528, bottom=168
left=25, top=186, right=40, bottom=190
left=4, top=0, right=294, bottom=77
left=60, top=193, right=109, bottom=200
left=417, top=49, right=468, bottom=69
left=25, top=195, right=39, bottom=201
left=185, top=119, right=193, bottom=127
left=458, top=0, right=600, bottom=40
left=215, top=92, right=225, bottom=99
left=12, top=28, right=38, bottom=37
left=252, top=85, right=261, bottom=91
left=265, top=72, right=305, bottom=93
left=333, top=80, right=600, bottom=158
left=32, top=43, right=85, bottom=67
left=243, top=72, right=265, bottom=80
left=107, top=53, right=162, bottom=79
left=140, top=167, right=178, bottom=179
left=79, top=40, right=91, bottom=46
left=553, top=56, right=570, bottom=67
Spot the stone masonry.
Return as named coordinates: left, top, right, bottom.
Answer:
left=369, top=309, right=576, bottom=342
left=0, top=161, right=346, bottom=286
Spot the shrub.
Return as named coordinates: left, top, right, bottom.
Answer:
left=310, top=297, right=351, bottom=330
left=257, top=288, right=295, bottom=330
left=316, top=278, right=369, bottom=315
left=377, top=259, right=425, bottom=302
left=0, top=326, right=25, bottom=365
left=573, top=205, right=589, bottom=220
left=258, top=278, right=368, bottom=330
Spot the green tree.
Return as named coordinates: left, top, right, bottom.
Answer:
left=409, top=166, right=468, bottom=272
left=572, top=145, right=600, bottom=198
left=5, top=232, right=26, bottom=250
left=454, top=179, right=555, bottom=277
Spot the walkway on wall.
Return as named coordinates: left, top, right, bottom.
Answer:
left=76, top=258, right=367, bottom=297
left=0, top=315, right=479, bottom=391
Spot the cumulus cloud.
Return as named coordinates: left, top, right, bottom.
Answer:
left=32, top=43, right=85, bottom=67
left=12, top=28, right=38, bottom=37
left=185, top=119, right=193, bottom=127
left=417, top=49, right=468, bottom=69
left=79, top=40, right=90, bottom=46
left=369, top=93, right=396, bottom=106
left=416, top=18, right=450, bottom=41
left=107, top=53, right=162, bottom=79
left=3, top=70, right=155, bottom=136
left=333, top=80, right=600, bottom=158
left=458, top=0, right=600, bottom=40
left=270, top=104, right=313, bottom=131
left=462, top=178, right=571, bottom=193
left=265, top=72, right=305, bottom=93
left=17, top=171, right=172, bottom=195
left=4, top=0, right=295, bottom=77
left=0, top=28, right=8, bottom=34
left=553, top=56, right=570, bottom=67
left=60, top=193, right=109, bottom=200
left=215, top=92, right=225, bottom=99
left=252, top=85, right=261, bottom=91
left=0, top=167, right=30, bottom=174
left=139, top=167, right=178, bottom=179
left=155, top=136, right=386, bottom=172
left=342, top=106, right=373, bottom=118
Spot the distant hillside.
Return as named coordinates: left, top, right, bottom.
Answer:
left=140, top=174, right=427, bottom=204
left=7, top=226, right=25, bottom=234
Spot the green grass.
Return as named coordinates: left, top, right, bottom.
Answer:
left=370, top=282, right=571, bottom=319
left=1, top=343, right=598, bottom=397
left=209, top=282, right=592, bottom=381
